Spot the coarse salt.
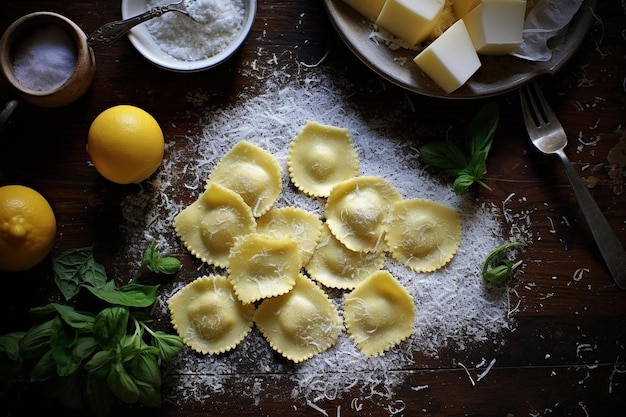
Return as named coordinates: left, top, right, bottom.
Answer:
left=146, top=0, right=245, bottom=61
left=12, top=23, right=77, bottom=91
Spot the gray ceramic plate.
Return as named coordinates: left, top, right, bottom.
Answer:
left=323, top=0, right=598, bottom=98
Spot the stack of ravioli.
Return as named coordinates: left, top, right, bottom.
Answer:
left=169, top=120, right=462, bottom=362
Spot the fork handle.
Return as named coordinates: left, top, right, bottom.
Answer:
left=557, top=149, right=626, bottom=289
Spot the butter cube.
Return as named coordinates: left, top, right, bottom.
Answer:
left=463, top=0, right=526, bottom=55
left=413, top=19, right=481, bottom=94
left=342, top=0, right=386, bottom=21
left=376, top=0, right=445, bottom=46
left=453, top=0, right=482, bottom=18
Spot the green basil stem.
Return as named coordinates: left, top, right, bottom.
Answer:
left=475, top=178, right=493, bottom=191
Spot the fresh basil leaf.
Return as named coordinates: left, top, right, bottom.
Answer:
left=137, top=240, right=181, bottom=276
left=148, top=256, right=182, bottom=275
left=50, top=316, right=80, bottom=376
left=482, top=242, right=526, bottom=285
left=53, top=247, right=107, bottom=300
left=453, top=173, right=476, bottom=195
left=483, top=265, right=512, bottom=285
left=85, top=371, right=114, bottom=417
left=0, top=332, right=25, bottom=361
left=466, top=102, right=499, bottom=156
left=30, top=349, right=57, bottom=382
left=467, top=153, right=488, bottom=179
left=419, top=142, right=467, bottom=175
left=106, top=361, right=140, bottom=404
left=85, top=281, right=158, bottom=308
left=129, top=352, right=161, bottom=387
left=135, top=378, right=162, bottom=407
left=117, top=334, right=147, bottom=361
left=30, top=303, right=95, bottom=331
left=150, top=331, right=183, bottom=362
left=125, top=349, right=162, bottom=407
left=73, top=337, right=98, bottom=362
left=18, top=319, right=53, bottom=359
left=142, top=240, right=158, bottom=267
left=42, top=372, right=83, bottom=410
left=93, top=306, right=129, bottom=350
left=116, top=283, right=159, bottom=307
left=84, top=349, right=115, bottom=374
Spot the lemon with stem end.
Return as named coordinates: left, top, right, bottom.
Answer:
left=0, top=185, right=57, bottom=272
left=87, top=105, right=165, bottom=184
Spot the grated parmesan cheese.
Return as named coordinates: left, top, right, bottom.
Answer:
left=145, top=0, right=245, bottom=61
left=116, top=47, right=533, bottom=411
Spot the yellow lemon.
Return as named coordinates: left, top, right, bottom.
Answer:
left=0, top=185, right=57, bottom=272
left=87, top=105, right=165, bottom=184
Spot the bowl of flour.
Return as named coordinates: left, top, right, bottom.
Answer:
left=121, top=0, right=256, bottom=72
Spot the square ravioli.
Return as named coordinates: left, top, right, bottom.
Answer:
left=174, top=182, right=256, bottom=268
left=228, top=233, right=302, bottom=304
left=255, top=274, right=343, bottom=363
left=288, top=120, right=359, bottom=198
left=168, top=275, right=255, bottom=355
left=208, top=140, right=282, bottom=217
left=344, top=271, right=415, bottom=356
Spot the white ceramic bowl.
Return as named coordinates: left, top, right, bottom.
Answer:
left=121, top=0, right=257, bottom=72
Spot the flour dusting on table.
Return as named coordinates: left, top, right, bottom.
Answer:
left=118, top=50, right=531, bottom=411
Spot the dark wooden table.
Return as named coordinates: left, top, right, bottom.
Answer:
left=1, top=1, right=625, bottom=416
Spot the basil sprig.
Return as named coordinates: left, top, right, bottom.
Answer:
left=482, top=242, right=526, bottom=285
left=420, top=102, right=499, bottom=195
left=134, top=239, right=182, bottom=280
left=0, top=241, right=183, bottom=416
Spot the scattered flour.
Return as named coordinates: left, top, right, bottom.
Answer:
left=118, top=48, right=532, bottom=412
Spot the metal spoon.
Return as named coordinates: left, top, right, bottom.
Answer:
left=87, top=0, right=195, bottom=47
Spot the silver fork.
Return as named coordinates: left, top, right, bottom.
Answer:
left=87, top=0, right=195, bottom=47
left=520, top=81, right=626, bottom=289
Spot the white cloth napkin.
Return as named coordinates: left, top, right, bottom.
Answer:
left=510, top=0, right=584, bottom=61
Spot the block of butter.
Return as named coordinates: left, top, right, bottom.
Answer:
left=342, top=0, right=386, bottom=21
left=463, top=0, right=527, bottom=55
left=452, top=0, right=482, bottom=18
left=375, top=0, right=445, bottom=46
left=413, top=19, right=481, bottom=94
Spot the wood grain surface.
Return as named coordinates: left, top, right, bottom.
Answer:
left=1, top=1, right=625, bottom=416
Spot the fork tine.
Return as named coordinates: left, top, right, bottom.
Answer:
left=520, top=82, right=546, bottom=134
left=528, top=81, right=558, bottom=125
left=520, top=81, right=561, bottom=133
left=519, top=84, right=536, bottom=129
